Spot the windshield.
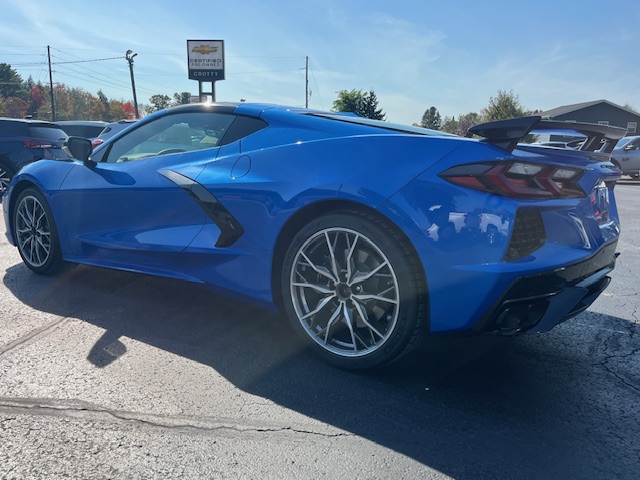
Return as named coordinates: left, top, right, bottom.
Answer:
left=105, top=112, right=234, bottom=163
left=615, top=137, right=634, bottom=148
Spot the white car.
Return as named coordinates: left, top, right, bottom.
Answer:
left=91, top=119, right=137, bottom=148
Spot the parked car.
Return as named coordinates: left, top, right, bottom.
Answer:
left=91, top=119, right=137, bottom=148
left=611, top=135, right=640, bottom=178
left=56, top=121, right=107, bottom=141
left=0, top=117, right=69, bottom=195
left=536, top=139, right=585, bottom=149
left=2, top=105, right=625, bottom=369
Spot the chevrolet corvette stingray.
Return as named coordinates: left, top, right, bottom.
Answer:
left=2, top=103, right=625, bottom=369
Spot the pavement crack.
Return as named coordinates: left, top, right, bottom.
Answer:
left=0, top=397, right=350, bottom=439
left=593, top=328, right=640, bottom=394
left=0, top=317, right=69, bottom=357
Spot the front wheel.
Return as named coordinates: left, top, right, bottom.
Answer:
left=0, top=162, right=16, bottom=195
left=281, top=211, right=428, bottom=369
left=13, top=188, right=64, bottom=274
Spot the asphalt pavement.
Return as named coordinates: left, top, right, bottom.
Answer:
left=0, top=183, right=638, bottom=479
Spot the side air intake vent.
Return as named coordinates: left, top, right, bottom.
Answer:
left=505, top=210, right=546, bottom=261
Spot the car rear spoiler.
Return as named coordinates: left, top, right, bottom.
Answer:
left=468, top=116, right=627, bottom=153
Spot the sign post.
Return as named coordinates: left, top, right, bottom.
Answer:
left=187, top=40, right=225, bottom=102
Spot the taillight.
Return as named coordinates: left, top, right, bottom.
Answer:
left=440, top=161, right=585, bottom=198
left=22, top=140, right=53, bottom=149
left=91, top=139, right=104, bottom=148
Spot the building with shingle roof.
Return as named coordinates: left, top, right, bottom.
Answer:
left=538, top=100, right=640, bottom=136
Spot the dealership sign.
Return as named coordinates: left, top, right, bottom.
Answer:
left=187, top=40, right=225, bottom=81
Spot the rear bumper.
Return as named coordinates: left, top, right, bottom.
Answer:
left=471, top=241, right=618, bottom=334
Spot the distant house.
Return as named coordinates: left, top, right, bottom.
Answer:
left=538, top=100, right=640, bottom=136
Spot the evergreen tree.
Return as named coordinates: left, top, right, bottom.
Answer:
left=0, top=63, right=26, bottom=99
left=333, top=89, right=386, bottom=120
left=420, top=106, right=442, bottom=129
left=360, top=90, right=386, bottom=120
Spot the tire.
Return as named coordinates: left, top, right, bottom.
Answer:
left=0, top=162, right=16, bottom=195
left=13, top=188, right=64, bottom=274
left=281, top=211, right=428, bottom=370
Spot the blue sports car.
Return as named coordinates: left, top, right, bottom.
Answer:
left=2, top=103, right=625, bottom=369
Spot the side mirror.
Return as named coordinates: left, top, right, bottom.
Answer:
left=63, top=136, right=93, bottom=162
left=623, top=143, right=637, bottom=151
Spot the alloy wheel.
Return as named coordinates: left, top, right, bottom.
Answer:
left=289, top=227, right=400, bottom=357
left=15, top=195, right=53, bottom=268
left=0, top=166, right=11, bottom=194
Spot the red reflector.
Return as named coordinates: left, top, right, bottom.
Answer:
left=22, top=140, right=53, bottom=149
left=447, top=176, right=485, bottom=189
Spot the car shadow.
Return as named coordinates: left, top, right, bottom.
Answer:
left=3, top=262, right=639, bottom=479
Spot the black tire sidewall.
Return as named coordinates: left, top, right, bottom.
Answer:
left=281, top=211, right=425, bottom=369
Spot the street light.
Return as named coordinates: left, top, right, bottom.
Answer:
left=125, top=50, right=139, bottom=119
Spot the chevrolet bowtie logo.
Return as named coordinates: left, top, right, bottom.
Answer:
left=192, top=45, right=218, bottom=54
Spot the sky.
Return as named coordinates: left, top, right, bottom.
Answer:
left=1, top=0, right=639, bottom=125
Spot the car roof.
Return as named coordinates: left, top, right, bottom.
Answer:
left=0, top=117, right=60, bottom=126
left=161, top=103, right=452, bottom=137
left=56, top=120, right=108, bottom=126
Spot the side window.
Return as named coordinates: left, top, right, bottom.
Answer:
left=104, top=112, right=235, bottom=163
left=219, top=116, right=268, bottom=146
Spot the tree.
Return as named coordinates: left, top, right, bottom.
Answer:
left=456, top=112, right=482, bottom=136
left=97, top=90, right=111, bottom=121
left=0, top=63, right=26, bottom=99
left=122, top=102, right=136, bottom=118
left=172, top=92, right=191, bottom=106
left=441, top=116, right=458, bottom=135
left=332, top=89, right=386, bottom=120
left=333, top=89, right=364, bottom=114
left=27, top=85, right=45, bottom=118
left=0, top=96, right=29, bottom=118
left=148, top=94, right=171, bottom=113
left=420, top=106, right=442, bottom=130
left=481, top=90, right=527, bottom=121
left=481, top=90, right=538, bottom=142
left=440, top=112, right=483, bottom=136
left=108, top=100, right=126, bottom=121
left=360, top=90, right=386, bottom=120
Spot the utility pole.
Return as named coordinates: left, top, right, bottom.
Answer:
left=47, top=45, right=55, bottom=121
left=125, top=50, right=139, bottom=119
left=305, top=56, right=309, bottom=108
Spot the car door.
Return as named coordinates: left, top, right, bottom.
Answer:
left=619, top=138, right=640, bottom=171
left=56, top=111, right=236, bottom=269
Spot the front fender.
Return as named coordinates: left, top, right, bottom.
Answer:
left=3, top=159, right=79, bottom=246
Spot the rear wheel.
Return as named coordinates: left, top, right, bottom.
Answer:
left=281, top=211, right=428, bottom=369
left=13, top=188, right=64, bottom=274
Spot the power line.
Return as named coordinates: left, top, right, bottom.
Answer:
left=9, top=56, right=123, bottom=67
left=48, top=49, right=158, bottom=97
